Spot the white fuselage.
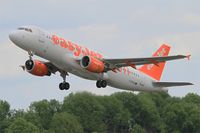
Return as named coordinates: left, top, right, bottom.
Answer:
left=9, top=26, right=166, bottom=92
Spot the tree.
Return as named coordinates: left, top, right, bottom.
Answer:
left=5, top=118, right=39, bottom=133
left=136, top=93, right=166, bottom=132
left=0, top=100, right=10, bottom=120
left=62, top=92, right=106, bottom=133
left=49, top=112, right=83, bottom=133
left=181, top=103, right=200, bottom=133
left=98, top=95, right=131, bottom=133
left=0, top=91, right=199, bottom=133
left=0, top=100, right=10, bottom=133
left=112, top=92, right=140, bottom=122
left=183, top=93, right=200, bottom=106
left=131, top=124, right=146, bottom=133
left=162, top=100, right=200, bottom=133
left=27, top=99, right=61, bottom=130
left=9, top=109, right=25, bottom=120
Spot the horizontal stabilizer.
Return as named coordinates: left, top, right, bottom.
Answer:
left=153, top=82, right=193, bottom=87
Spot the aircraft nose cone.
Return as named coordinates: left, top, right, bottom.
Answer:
left=9, top=31, right=16, bottom=42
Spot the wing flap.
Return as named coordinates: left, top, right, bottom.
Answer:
left=153, top=82, right=193, bottom=87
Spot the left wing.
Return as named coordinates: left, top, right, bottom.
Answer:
left=44, top=62, right=60, bottom=74
left=103, top=55, right=189, bottom=70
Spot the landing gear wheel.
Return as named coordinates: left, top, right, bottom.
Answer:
left=96, top=80, right=107, bottom=88
left=59, top=82, right=70, bottom=90
left=101, top=80, right=107, bottom=88
left=59, top=83, right=65, bottom=90
left=64, top=82, right=70, bottom=90
left=96, top=80, right=102, bottom=88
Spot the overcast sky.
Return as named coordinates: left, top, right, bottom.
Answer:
left=0, top=0, right=199, bottom=109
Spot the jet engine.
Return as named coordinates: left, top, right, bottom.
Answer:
left=80, top=56, right=105, bottom=73
left=25, top=60, right=50, bottom=76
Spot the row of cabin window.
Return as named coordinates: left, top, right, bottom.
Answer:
left=18, top=27, right=32, bottom=32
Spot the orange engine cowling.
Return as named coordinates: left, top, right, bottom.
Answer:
left=80, top=56, right=105, bottom=73
left=25, top=60, right=50, bottom=76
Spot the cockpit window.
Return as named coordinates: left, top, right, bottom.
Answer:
left=18, top=27, right=32, bottom=32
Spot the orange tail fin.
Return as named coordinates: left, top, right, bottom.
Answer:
left=139, top=44, right=170, bottom=81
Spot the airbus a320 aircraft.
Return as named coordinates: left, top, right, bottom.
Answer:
left=9, top=26, right=193, bottom=92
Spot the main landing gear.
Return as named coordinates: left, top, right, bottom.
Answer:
left=59, top=72, right=70, bottom=90
left=96, top=80, right=107, bottom=88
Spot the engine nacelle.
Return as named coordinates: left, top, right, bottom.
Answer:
left=25, top=60, right=50, bottom=76
left=80, top=56, right=105, bottom=73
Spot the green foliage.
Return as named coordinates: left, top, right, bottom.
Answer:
left=27, top=99, right=61, bottom=130
left=0, top=100, right=10, bottom=133
left=0, top=92, right=199, bottom=133
left=131, top=124, right=146, bottom=133
left=137, top=93, right=166, bottom=132
left=0, top=100, right=10, bottom=121
left=183, top=93, right=200, bottom=106
left=98, top=95, right=131, bottom=133
left=49, top=112, right=83, bottom=133
left=5, top=118, right=39, bottom=133
left=62, top=92, right=106, bottom=133
left=162, top=97, right=200, bottom=133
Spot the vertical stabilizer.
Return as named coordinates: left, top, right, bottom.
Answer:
left=139, top=44, right=170, bottom=81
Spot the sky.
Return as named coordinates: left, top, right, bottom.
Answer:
left=0, top=0, right=199, bottom=109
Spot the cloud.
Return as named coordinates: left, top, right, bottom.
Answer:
left=182, top=13, right=200, bottom=25
left=78, top=24, right=119, bottom=43
left=0, top=40, right=27, bottom=77
left=154, top=32, right=200, bottom=56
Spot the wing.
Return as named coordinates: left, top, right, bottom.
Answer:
left=44, top=62, right=60, bottom=74
left=103, top=55, right=189, bottom=70
left=44, top=62, right=69, bottom=76
left=153, top=82, right=193, bottom=87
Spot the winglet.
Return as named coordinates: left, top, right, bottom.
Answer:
left=186, top=54, right=191, bottom=60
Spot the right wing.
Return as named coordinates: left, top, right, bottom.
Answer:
left=102, top=55, right=189, bottom=70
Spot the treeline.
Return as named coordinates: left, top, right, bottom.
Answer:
left=0, top=92, right=200, bottom=133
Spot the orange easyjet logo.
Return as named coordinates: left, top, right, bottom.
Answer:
left=51, top=35, right=103, bottom=59
left=157, top=48, right=166, bottom=57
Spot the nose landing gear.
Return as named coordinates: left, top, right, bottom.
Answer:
left=20, top=51, right=34, bottom=71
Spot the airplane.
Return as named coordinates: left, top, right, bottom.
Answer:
left=9, top=26, right=193, bottom=92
